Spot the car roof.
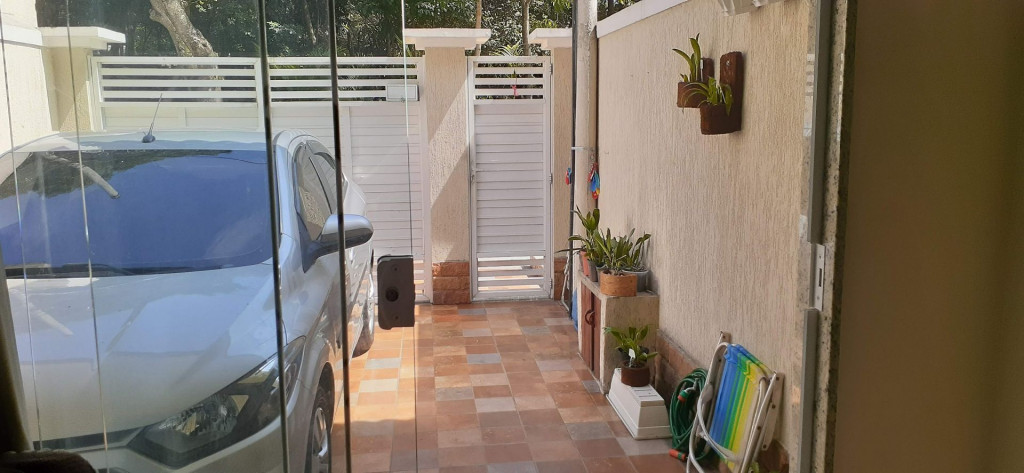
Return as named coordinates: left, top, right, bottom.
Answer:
left=14, top=130, right=310, bottom=153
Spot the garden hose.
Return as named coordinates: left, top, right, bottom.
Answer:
left=668, top=368, right=710, bottom=463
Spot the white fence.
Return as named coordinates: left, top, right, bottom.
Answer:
left=90, top=55, right=430, bottom=298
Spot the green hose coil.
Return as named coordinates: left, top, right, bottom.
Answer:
left=669, top=368, right=710, bottom=463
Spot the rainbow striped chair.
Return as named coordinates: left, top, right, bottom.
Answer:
left=687, top=337, right=783, bottom=473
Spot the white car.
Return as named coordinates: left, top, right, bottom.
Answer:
left=0, top=130, right=376, bottom=472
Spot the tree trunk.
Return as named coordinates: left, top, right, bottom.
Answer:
left=149, top=0, right=217, bottom=57
left=302, top=0, right=317, bottom=46
left=473, top=0, right=482, bottom=56
left=521, top=0, right=530, bottom=55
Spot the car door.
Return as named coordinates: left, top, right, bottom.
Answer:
left=292, top=143, right=344, bottom=357
left=307, top=140, right=369, bottom=360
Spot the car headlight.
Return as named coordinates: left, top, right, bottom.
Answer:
left=128, top=337, right=305, bottom=467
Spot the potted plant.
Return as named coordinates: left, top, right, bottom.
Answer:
left=604, top=325, right=659, bottom=387
left=690, top=76, right=738, bottom=135
left=560, top=207, right=603, bottom=282
left=593, top=229, right=643, bottom=297
left=621, top=230, right=651, bottom=292
left=673, top=35, right=708, bottom=108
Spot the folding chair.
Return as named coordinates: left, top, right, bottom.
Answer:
left=687, top=333, right=783, bottom=473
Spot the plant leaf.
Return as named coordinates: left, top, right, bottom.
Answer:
left=690, top=35, right=702, bottom=78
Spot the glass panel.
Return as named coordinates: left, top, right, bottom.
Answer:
left=339, top=1, right=421, bottom=472
left=2, top=1, right=290, bottom=472
left=0, top=2, right=110, bottom=459
left=3, top=0, right=419, bottom=469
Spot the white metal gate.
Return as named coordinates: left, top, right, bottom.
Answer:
left=468, top=56, right=552, bottom=300
left=89, top=56, right=431, bottom=299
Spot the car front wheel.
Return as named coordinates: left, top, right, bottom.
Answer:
left=306, top=382, right=332, bottom=473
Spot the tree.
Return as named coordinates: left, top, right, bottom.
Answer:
left=148, top=0, right=217, bottom=56
left=473, top=0, right=482, bottom=56
left=520, top=0, right=529, bottom=55
left=36, top=0, right=571, bottom=58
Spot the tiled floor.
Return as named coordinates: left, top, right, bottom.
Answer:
left=340, top=301, right=686, bottom=473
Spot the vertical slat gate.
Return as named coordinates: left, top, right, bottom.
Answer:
left=469, top=56, right=552, bottom=300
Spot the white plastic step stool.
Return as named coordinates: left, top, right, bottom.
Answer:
left=606, top=368, right=672, bottom=439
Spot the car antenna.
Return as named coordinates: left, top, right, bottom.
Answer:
left=141, top=93, right=163, bottom=143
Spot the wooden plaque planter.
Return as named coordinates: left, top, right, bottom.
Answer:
left=677, top=58, right=714, bottom=108
left=700, top=52, right=744, bottom=135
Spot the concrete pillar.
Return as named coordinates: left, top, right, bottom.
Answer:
left=405, top=28, right=489, bottom=305
left=574, top=0, right=598, bottom=219
left=0, top=21, right=51, bottom=151
left=530, top=28, right=573, bottom=300
left=40, top=27, right=125, bottom=133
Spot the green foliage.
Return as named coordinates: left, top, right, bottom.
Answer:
left=36, top=0, right=571, bottom=57
left=592, top=228, right=650, bottom=274
left=671, top=34, right=703, bottom=82
left=495, top=43, right=523, bottom=57
left=598, top=0, right=639, bottom=20
left=749, top=462, right=780, bottom=473
left=561, top=207, right=611, bottom=268
left=575, top=207, right=601, bottom=238
left=691, top=76, right=735, bottom=115
left=561, top=209, right=650, bottom=274
left=603, top=325, right=659, bottom=368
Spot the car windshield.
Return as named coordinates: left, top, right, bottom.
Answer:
left=0, top=148, right=271, bottom=278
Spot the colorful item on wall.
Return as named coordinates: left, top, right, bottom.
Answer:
left=565, top=167, right=572, bottom=185
left=588, top=163, right=600, bottom=200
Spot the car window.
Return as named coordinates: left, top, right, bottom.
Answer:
left=0, top=149, right=271, bottom=277
left=310, top=151, right=338, bottom=212
left=307, top=140, right=347, bottom=199
left=294, top=145, right=331, bottom=241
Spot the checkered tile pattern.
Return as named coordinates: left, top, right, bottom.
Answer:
left=341, top=301, right=685, bottom=473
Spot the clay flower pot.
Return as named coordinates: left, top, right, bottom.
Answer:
left=677, top=81, right=703, bottom=108
left=619, top=361, right=651, bottom=387
left=599, top=270, right=637, bottom=297
left=580, top=251, right=591, bottom=278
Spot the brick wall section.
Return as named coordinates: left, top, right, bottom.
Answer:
left=654, top=329, right=702, bottom=403
left=551, top=256, right=567, bottom=300
left=432, top=261, right=470, bottom=305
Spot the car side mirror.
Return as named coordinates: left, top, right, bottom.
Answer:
left=342, top=214, right=373, bottom=248
left=322, top=214, right=340, bottom=243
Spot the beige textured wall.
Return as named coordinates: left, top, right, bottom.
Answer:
left=423, top=47, right=470, bottom=263
left=0, top=44, right=53, bottom=151
left=551, top=47, right=573, bottom=255
left=2, top=0, right=38, bottom=29
left=597, top=0, right=809, bottom=459
left=0, top=1, right=54, bottom=151
left=43, top=47, right=97, bottom=133
left=833, top=2, right=1022, bottom=471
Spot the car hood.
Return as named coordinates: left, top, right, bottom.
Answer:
left=9, top=263, right=280, bottom=441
